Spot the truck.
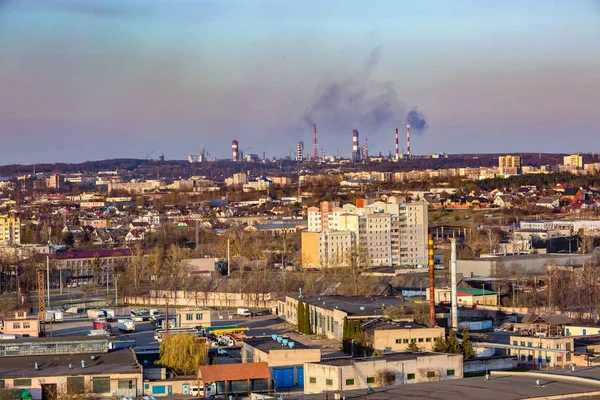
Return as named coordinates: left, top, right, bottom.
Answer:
left=117, top=319, right=135, bottom=332
left=45, top=310, right=64, bottom=322
left=235, top=308, right=251, bottom=317
left=130, top=309, right=150, bottom=322
left=101, top=309, right=115, bottom=322
left=87, top=309, right=106, bottom=321
left=190, top=383, right=216, bottom=398
left=92, top=320, right=112, bottom=334
left=88, top=329, right=110, bottom=336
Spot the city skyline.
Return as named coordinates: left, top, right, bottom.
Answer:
left=1, top=0, right=599, bottom=164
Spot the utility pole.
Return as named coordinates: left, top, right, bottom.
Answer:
left=227, top=238, right=231, bottom=276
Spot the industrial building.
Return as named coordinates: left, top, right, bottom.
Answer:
left=242, top=336, right=320, bottom=388
left=457, top=253, right=591, bottom=277
left=362, top=321, right=445, bottom=353
left=281, top=295, right=406, bottom=342
left=302, top=198, right=428, bottom=268
left=0, top=337, right=143, bottom=400
left=302, top=352, right=463, bottom=394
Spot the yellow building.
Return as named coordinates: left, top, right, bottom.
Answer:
left=363, top=321, right=445, bottom=352
left=498, top=155, right=522, bottom=175
left=300, top=231, right=320, bottom=268
left=0, top=215, right=20, bottom=244
left=176, top=307, right=211, bottom=328
left=564, top=154, right=583, bottom=169
left=427, top=287, right=498, bottom=306
left=508, top=335, right=574, bottom=367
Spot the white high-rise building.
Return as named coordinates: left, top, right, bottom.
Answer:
left=302, top=199, right=428, bottom=268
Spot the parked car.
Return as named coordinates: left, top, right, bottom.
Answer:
left=141, top=396, right=156, bottom=400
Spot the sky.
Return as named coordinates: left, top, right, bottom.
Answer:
left=1, top=0, right=599, bottom=164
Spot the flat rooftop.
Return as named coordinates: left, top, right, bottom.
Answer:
left=300, top=296, right=404, bottom=317
left=301, top=368, right=600, bottom=399
left=0, top=348, right=140, bottom=378
left=244, top=337, right=311, bottom=353
left=315, top=352, right=440, bottom=367
left=363, top=320, right=427, bottom=332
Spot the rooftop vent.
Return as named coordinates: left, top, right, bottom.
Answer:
left=81, top=360, right=85, bottom=369
left=360, top=306, right=365, bottom=311
left=271, top=334, right=278, bottom=341
left=282, top=339, right=289, bottom=346
left=34, top=362, right=38, bottom=370
left=69, top=363, right=73, bottom=369
left=288, top=342, right=295, bottom=348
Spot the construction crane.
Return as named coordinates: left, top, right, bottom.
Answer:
left=37, top=268, right=46, bottom=337
left=145, top=151, right=155, bottom=160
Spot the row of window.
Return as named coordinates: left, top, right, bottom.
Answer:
left=396, top=337, right=433, bottom=344
left=308, top=370, right=455, bottom=386
left=185, top=313, right=204, bottom=321
left=11, top=322, right=31, bottom=329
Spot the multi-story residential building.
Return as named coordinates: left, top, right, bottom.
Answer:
left=564, top=154, right=583, bottom=169
left=225, top=172, right=247, bottom=186
left=0, top=215, right=20, bottom=244
left=507, top=335, right=573, bottom=368
left=46, top=174, right=61, bottom=189
left=498, top=155, right=522, bottom=175
left=242, top=177, right=273, bottom=191
left=302, top=199, right=428, bottom=268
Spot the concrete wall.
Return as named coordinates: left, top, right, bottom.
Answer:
left=126, top=290, right=277, bottom=309
left=463, top=356, right=518, bottom=374
left=372, top=327, right=444, bottom=352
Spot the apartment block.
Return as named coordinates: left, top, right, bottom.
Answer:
left=498, top=155, right=522, bottom=175
left=0, top=215, right=20, bottom=244
left=302, top=199, right=428, bottom=268
left=563, top=154, right=583, bottom=169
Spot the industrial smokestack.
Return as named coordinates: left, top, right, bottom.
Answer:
left=406, top=124, right=412, bottom=158
left=428, top=234, right=436, bottom=328
left=450, top=237, right=458, bottom=330
left=395, top=128, right=399, bottom=159
left=232, top=140, right=239, bottom=162
left=352, top=129, right=360, bottom=162
left=313, top=124, right=318, bottom=161
left=297, top=141, right=304, bottom=162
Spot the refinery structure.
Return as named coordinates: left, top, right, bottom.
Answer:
left=189, top=124, right=418, bottom=163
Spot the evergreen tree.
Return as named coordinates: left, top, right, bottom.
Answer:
left=461, top=329, right=475, bottom=360
left=447, top=330, right=462, bottom=354
left=297, top=301, right=305, bottom=333
left=406, top=341, right=421, bottom=352
left=433, top=334, right=448, bottom=352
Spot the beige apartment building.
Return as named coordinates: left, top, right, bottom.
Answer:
left=508, top=335, right=574, bottom=367
left=303, top=352, right=463, bottom=394
left=564, top=154, right=583, bottom=169
left=2, top=310, right=40, bottom=338
left=0, top=215, right=20, bottom=244
left=302, top=199, right=428, bottom=268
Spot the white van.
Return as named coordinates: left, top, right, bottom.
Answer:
left=190, top=384, right=216, bottom=398
left=236, top=308, right=251, bottom=317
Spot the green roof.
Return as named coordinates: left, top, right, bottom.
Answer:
left=457, top=288, right=496, bottom=296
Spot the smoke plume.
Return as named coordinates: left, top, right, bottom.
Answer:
left=405, top=107, right=428, bottom=134
left=302, top=46, right=402, bottom=132
left=302, top=46, right=428, bottom=141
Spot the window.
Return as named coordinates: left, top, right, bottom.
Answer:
left=309, top=377, right=316, bottom=384
left=12, top=323, right=21, bottom=329
left=427, top=371, right=436, bottom=378
left=407, top=374, right=415, bottom=380
left=17, top=311, right=24, bottom=318
left=395, top=339, right=402, bottom=344
left=345, top=379, right=354, bottom=386
left=447, top=370, right=455, bottom=376
left=0, top=380, right=4, bottom=389
left=93, top=378, right=111, bottom=393
left=67, top=377, right=85, bottom=394
left=366, top=377, right=375, bottom=384
left=326, top=379, right=333, bottom=386
left=403, top=339, right=409, bottom=344
left=418, top=338, right=424, bottom=343
left=14, top=379, right=31, bottom=387
left=23, top=323, right=30, bottom=329
left=512, top=341, right=518, bottom=346
left=118, top=380, right=134, bottom=390
left=195, top=314, right=203, bottom=321
left=528, top=342, right=532, bottom=347
left=426, top=338, right=432, bottom=342
left=186, top=314, right=193, bottom=321
left=411, top=339, right=416, bottom=343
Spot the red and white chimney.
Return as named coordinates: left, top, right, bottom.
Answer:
left=395, top=128, right=399, bottom=159
left=352, top=129, right=360, bottom=162
left=406, top=124, right=411, bottom=158
left=232, top=140, right=239, bottom=162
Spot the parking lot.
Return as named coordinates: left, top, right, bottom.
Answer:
left=48, top=308, right=338, bottom=363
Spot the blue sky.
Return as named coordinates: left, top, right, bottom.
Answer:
left=0, top=0, right=599, bottom=163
